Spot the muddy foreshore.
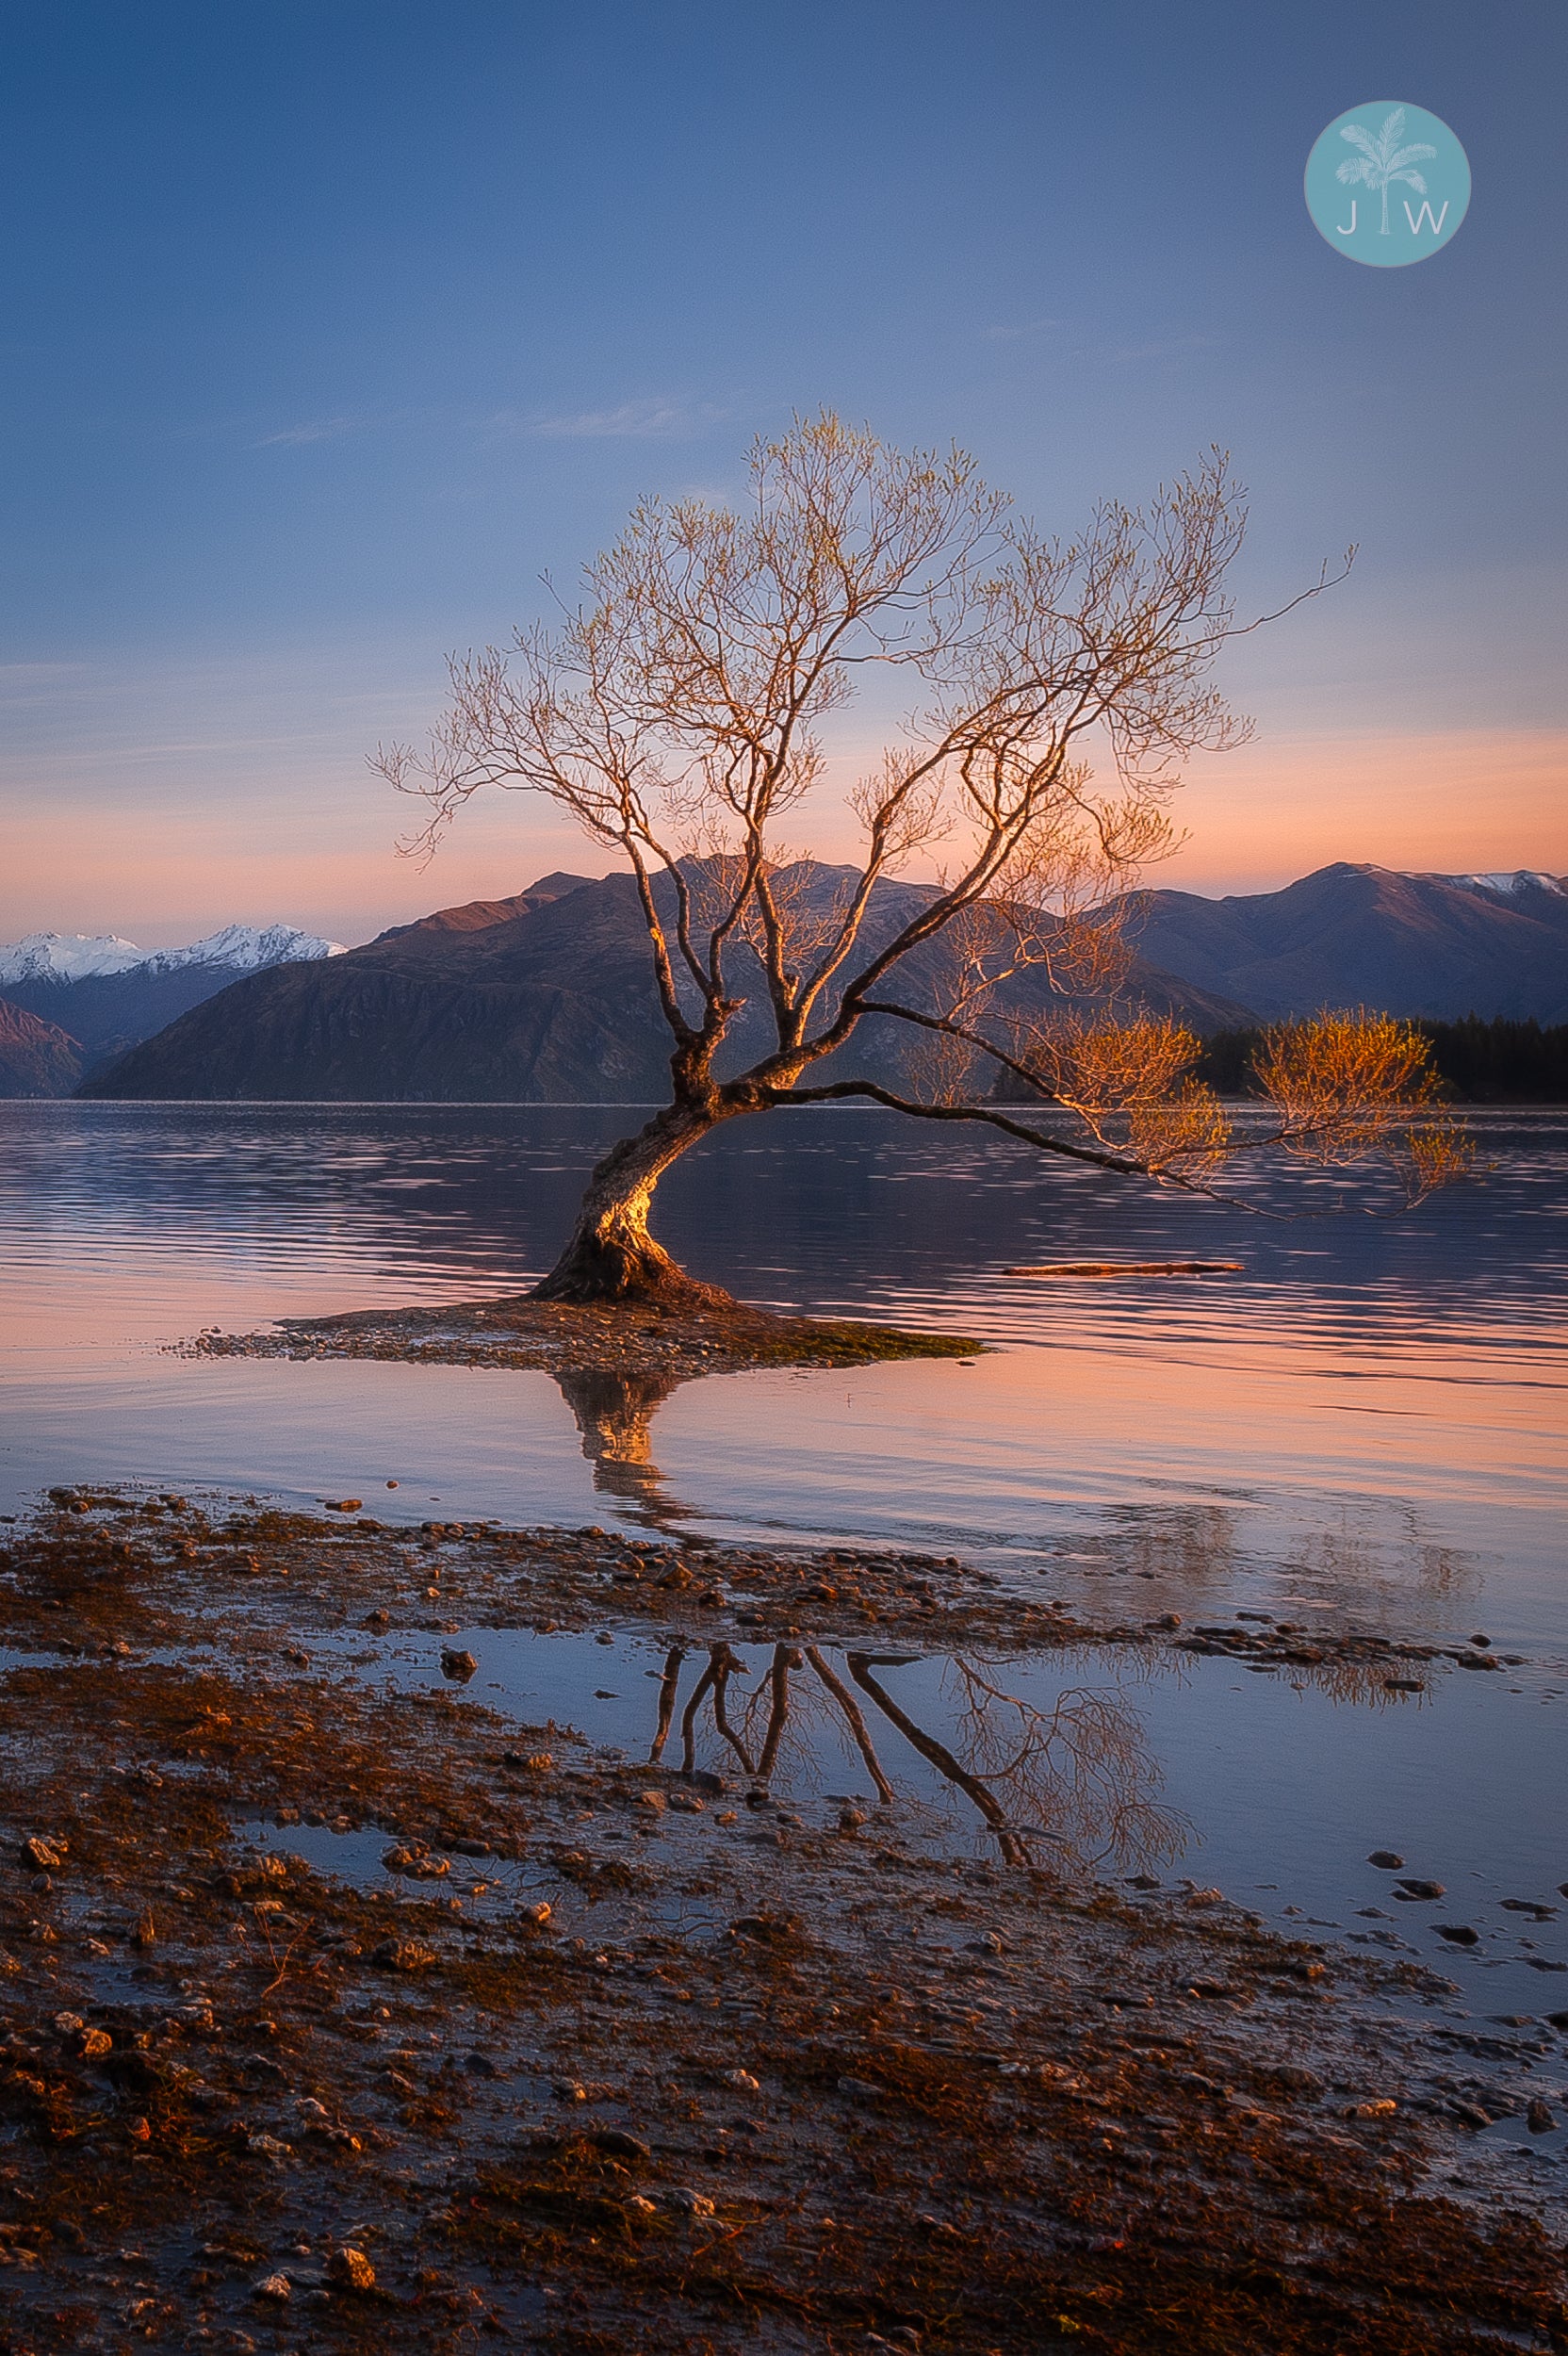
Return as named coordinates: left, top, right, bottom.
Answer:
left=1, top=1488, right=1564, bottom=2354
left=188, top=1295, right=985, bottom=1382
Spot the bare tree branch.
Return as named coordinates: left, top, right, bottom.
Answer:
left=369, top=413, right=1460, bottom=1303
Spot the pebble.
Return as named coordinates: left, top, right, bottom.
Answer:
left=21, top=1836, right=66, bottom=1871
left=724, top=2068, right=761, bottom=2091
left=383, top=1845, right=449, bottom=1879
left=373, top=1937, right=440, bottom=1971
left=668, top=2188, right=715, bottom=2216
left=1367, top=1852, right=1404, bottom=1870
left=592, top=2128, right=650, bottom=2160
left=327, top=2246, right=376, bottom=2291
left=1347, top=2099, right=1397, bottom=2120
left=440, top=1647, right=478, bottom=1681
left=1435, top=1924, right=1480, bottom=1946
left=1527, top=2099, right=1556, bottom=2134
left=1395, top=1880, right=1445, bottom=1900
left=253, top=2274, right=292, bottom=2302
left=520, top=1902, right=552, bottom=1927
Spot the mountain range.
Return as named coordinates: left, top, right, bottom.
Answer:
left=74, top=866, right=1252, bottom=1103
left=67, top=859, right=1568, bottom=1104
left=1125, top=865, right=1568, bottom=1023
left=0, top=924, right=343, bottom=1093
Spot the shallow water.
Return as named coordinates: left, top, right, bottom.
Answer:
left=2, top=1101, right=1565, bottom=2021
left=224, top=1617, right=1568, bottom=2021
left=2, top=1102, right=1562, bottom=1628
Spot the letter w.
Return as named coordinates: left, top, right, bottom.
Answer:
left=1403, top=200, right=1450, bottom=236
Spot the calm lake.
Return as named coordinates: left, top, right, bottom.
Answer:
left=3, top=1102, right=1565, bottom=2021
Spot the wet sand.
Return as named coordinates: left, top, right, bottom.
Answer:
left=2, top=1490, right=1564, bottom=2352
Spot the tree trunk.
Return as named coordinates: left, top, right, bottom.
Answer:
left=531, top=1104, right=735, bottom=1306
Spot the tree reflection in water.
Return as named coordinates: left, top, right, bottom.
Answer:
left=553, top=1367, right=694, bottom=1522
left=555, top=1368, right=1483, bottom=1647
left=647, top=1637, right=1188, bottom=1874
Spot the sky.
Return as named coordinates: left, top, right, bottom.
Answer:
left=1, top=0, right=1563, bottom=947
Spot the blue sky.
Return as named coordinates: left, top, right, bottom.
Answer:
left=2, top=0, right=1563, bottom=941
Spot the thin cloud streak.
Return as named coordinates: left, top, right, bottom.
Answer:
left=253, top=416, right=364, bottom=448
left=523, top=398, right=728, bottom=440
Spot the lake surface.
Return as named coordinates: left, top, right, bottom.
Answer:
left=2, top=1102, right=1565, bottom=2019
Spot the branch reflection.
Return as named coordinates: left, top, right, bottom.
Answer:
left=647, top=1637, right=1188, bottom=1874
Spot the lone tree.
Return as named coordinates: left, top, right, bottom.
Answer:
left=378, top=415, right=1462, bottom=1308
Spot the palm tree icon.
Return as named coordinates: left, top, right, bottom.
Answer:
left=1335, top=106, right=1438, bottom=236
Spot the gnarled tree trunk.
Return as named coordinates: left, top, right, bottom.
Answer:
left=531, top=1104, right=735, bottom=1306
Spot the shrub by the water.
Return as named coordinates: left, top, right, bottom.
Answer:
left=1195, top=1017, right=1568, bottom=1104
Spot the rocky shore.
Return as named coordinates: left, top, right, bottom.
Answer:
left=1, top=1488, right=1564, bottom=2352
left=187, top=1295, right=985, bottom=1383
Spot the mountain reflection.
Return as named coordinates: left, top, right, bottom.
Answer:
left=555, top=1365, right=1485, bottom=1626
left=647, top=1637, right=1188, bottom=1874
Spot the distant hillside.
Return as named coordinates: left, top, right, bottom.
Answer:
left=1127, top=864, right=1568, bottom=1023
left=0, top=922, right=345, bottom=1072
left=80, top=865, right=1250, bottom=1103
left=0, top=998, right=84, bottom=1098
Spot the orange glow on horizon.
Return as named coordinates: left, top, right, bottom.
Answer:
left=3, top=726, right=1563, bottom=946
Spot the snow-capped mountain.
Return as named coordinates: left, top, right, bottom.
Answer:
left=0, top=932, right=147, bottom=985
left=0, top=923, right=343, bottom=987
left=0, top=922, right=347, bottom=1078
left=1424, top=870, right=1567, bottom=902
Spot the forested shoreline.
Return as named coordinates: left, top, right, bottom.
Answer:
left=1196, top=1016, right=1568, bottom=1103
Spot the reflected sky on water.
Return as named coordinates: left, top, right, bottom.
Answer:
left=3, top=1100, right=1565, bottom=2022
left=2, top=1101, right=1560, bottom=1642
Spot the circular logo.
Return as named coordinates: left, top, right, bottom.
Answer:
left=1304, top=102, right=1470, bottom=266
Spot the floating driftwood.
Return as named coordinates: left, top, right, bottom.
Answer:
left=1004, top=1259, right=1244, bottom=1278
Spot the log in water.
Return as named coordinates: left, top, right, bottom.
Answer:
left=1004, top=1259, right=1244, bottom=1277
